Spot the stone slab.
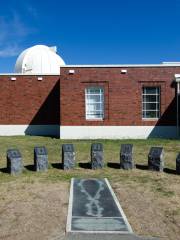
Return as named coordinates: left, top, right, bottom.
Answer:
left=62, top=144, right=75, bottom=170
left=120, top=144, right=134, bottom=170
left=91, top=143, right=104, bottom=170
left=176, top=153, right=180, bottom=174
left=67, top=178, right=133, bottom=233
left=7, top=149, right=23, bottom=175
left=148, top=147, right=164, bottom=172
left=34, top=146, right=48, bottom=171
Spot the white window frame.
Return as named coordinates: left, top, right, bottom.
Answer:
left=142, top=86, right=160, bottom=120
left=85, top=87, right=104, bottom=120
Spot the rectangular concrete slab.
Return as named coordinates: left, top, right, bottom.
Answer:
left=67, top=178, right=133, bottom=234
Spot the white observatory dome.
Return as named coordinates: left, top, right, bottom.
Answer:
left=14, top=45, right=65, bottom=74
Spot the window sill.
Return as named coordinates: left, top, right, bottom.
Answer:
left=142, top=118, right=159, bottom=121
left=86, top=118, right=104, bottom=121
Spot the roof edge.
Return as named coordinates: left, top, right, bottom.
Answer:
left=0, top=73, right=60, bottom=76
left=61, top=64, right=180, bottom=68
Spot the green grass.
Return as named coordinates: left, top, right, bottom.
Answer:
left=0, top=136, right=180, bottom=186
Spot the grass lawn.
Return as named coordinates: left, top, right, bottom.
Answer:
left=0, top=136, right=180, bottom=240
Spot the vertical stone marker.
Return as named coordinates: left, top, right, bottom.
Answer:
left=176, top=153, right=180, bottom=174
left=91, top=143, right=104, bottom=169
left=34, top=146, right=48, bottom=171
left=120, top=144, right=134, bottom=169
left=7, top=149, right=23, bottom=175
left=148, top=147, right=164, bottom=172
left=62, top=144, right=75, bottom=170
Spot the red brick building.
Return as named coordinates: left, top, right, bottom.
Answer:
left=1, top=45, right=180, bottom=139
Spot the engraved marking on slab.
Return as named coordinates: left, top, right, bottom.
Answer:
left=78, top=179, right=104, bottom=217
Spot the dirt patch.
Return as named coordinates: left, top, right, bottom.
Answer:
left=0, top=180, right=69, bottom=240
left=113, top=180, right=180, bottom=240
left=0, top=177, right=180, bottom=240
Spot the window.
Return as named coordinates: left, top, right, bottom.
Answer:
left=142, top=87, right=160, bottom=119
left=85, top=87, right=104, bottom=120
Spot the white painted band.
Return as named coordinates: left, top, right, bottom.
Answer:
left=0, top=125, right=60, bottom=137
left=0, top=125, right=177, bottom=139
left=60, top=126, right=177, bottom=139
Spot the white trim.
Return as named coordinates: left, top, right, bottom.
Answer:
left=0, top=73, right=59, bottom=76
left=60, top=126, right=178, bottom=139
left=0, top=125, right=178, bottom=139
left=10, top=77, right=16, bottom=81
left=62, top=64, right=180, bottom=68
left=105, top=178, right=133, bottom=233
left=66, top=178, right=74, bottom=233
left=175, top=74, right=180, bottom=82
left=69, top=69, right=75, bottom=74
left=0, top=125, right=60, bottom=137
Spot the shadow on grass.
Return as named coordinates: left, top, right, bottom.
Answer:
left=136, top=164, right=149, bottom=170
left=107, top=162, right=120, bottom=169
left=164, top=168, right=177, bottom=175
left=0, top=167, right=8, bottom=173
left=51, top=163, right=63, bottom=169
left=24, top=165, right=35, bottom=171
left=79, top=162, right=91, bottom=169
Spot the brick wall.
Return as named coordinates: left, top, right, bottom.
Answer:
left=60, top=67, right=180, bottom=126
left=0, top=75, right=60, bottom=124
left=0, top=67, right=179, bottom=127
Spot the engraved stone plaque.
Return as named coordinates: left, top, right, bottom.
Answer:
left=62, top=144, right=75, bottom=170
left=7, top=149, right=23, bottom=175
left=148, top=147, right=164, bottom=172
left=120, top=144, right=134, bottom=170
left=91, top=143, right=104, bottom=169
left=34, top=146, right=48, bottom=171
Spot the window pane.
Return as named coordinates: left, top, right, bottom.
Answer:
left=86, top=95, right=101, bottom=103
left=143, top=103, right=157, bottom=110
left=87, top=103, right=102, bottom=111
left=143, top=87, right=157, bottom=94
left=143, top=111, right=157, bottom=118
left=86, top=88, right=103, bottom=94
left=143, top=95, right=156, bottom=102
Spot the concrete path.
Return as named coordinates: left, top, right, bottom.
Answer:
left=63, top=233, right=159, bottom=240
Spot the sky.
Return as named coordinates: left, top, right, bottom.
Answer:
left=0, top=0, right=180, bottom=72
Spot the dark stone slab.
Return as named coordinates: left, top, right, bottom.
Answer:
left=34, top=146, right=48, bottom=171
left=120, top=144, right=134, bottom=170
left=148, top=147, right=164, bottom=172
left=91, top=143, right=104, bottom=169
left=62, top=144, right=75, bottom=170
left=72, top=179, right=121, bottom=218
left=7, top=149, right=23, bottom=175
left=70, top=178, right=132, bottom=232
left=176, top=153, right=180, bottom=174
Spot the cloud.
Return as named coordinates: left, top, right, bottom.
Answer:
left=0, top=11, right=35, bottom=57
left=27, top=6, right=38, bottom=18
left=0, top=44, right=22, bottom=57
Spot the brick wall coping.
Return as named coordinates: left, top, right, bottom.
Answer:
left=62, top=64, right=180, bottom=68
